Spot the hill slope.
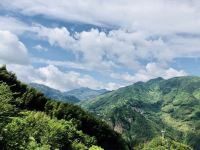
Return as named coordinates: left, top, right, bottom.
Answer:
left=0, top=66, right=129, bottom=150
left=65, top=87, right=109, bottom=101
left=30, top=83, right=80, bottom=103
left=80, top=77, right=200, bottom=149
left=142, top=137, right=192, bottom=150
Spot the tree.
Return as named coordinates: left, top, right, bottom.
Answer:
left=2, top=111, right=96, bottom=150
left=142, top=137, right=193, bottom=150
left=89, top=145, right=104, bottom=150
left=0, top=83, right=15, bottom=122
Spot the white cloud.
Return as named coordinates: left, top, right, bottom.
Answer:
left=6, top=64, right=39, bottom=82
left=6, top=64, right=119, bottom=91
left=34, top=26, right=140, bottom=70
left=1, top=0, right=200, bottom=34
left=31, top=58, right=89, bottom=70
left=1, top=1, right=199, bottom=91
left=0, top=16, right=30, bottom=34
left=0, top=30, right=29, bottom=65
left=4, top=62, right=187, bottom=92
left=0, top=25, right=190, bottom=90
left=35, top=65, right=122, bottom=91
left=111, top=62, right=187, bottom=83
left=33, top=26, right=200, bottom=72
left=35, top=26, right=75, bottom=49
left=165, top=68, right=187, bottom=79
left=34, top=44, right=48, bottom=52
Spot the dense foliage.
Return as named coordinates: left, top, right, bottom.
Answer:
left=0, top=66, right=129, bottom=150
left=81, top=77, right=200, bottom=149
left=2, top=111, right=96, bottom=150
left=142, top=137, right=192, bottom=150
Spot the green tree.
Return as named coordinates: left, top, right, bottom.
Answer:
left=0, top=83, right=14, bottom=118
left=89, top=145, right=104, bottom=150
left=142, top=137, right=193, bottom=150
left=2, top=111, right=96, bottom=150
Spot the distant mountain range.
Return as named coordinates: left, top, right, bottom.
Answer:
left=29, top=83, right=80, bottom=103
left=30, top=83, right=109, bottom=103
left=65, top=87, right=109, bottom=100
left=80, top=76, right=200, bottom=149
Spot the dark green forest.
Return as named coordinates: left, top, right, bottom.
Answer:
left=0, top=66, right=128, bottom=150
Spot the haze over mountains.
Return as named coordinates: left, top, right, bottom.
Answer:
left=65, top=87, right=109, bottom=101
left=30, top=83, right=80, bottom=103
left=30, top=83, right=109, bottom=103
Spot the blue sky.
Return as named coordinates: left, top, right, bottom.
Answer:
left=0, top=0, right=200, bottom=91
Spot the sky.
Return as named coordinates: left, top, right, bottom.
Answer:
left=0, top=0, right=200, bottom=91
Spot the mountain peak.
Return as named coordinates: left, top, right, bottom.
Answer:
left=147, top=77, right=164, bottom=83
left=29, top=83, right=80, bottom=103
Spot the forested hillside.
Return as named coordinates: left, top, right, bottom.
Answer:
left=81, top=77, right=200, bottom=149
left=0, top=66, right=129, bottom=150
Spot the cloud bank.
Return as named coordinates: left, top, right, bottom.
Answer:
left=0, top=0, right=199, bottom=91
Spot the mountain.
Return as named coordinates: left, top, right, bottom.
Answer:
left=30, top=83, right=80, bottom=103
left=0, top=66, right=129, bottom=150
left=80, top=76, right=200, bottom=150
left=30, top=83, right=108, bottom=102
left=65, top=87, right=109, bottom=101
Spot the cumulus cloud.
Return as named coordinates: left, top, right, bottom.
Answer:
left=33, top=26, right=200, bottom=71
left=33, top=26, right=168, bottom=70
left=0, top=30, right=29, bottom=65
left=0, top=1, right=199, bottom=91
left=6, top=64, right=119, bottom=91
left=35, top=26, right=75, bottom=49
left=111, top=63, right=187, bottom=83
left=34, top=26, right=140, bottom=70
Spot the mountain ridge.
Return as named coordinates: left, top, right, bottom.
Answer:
left=65, top=87, right=109, bottom=101
left=30, top=83, right=109, bottom=102
left=29, top=83, right=80, bottom=103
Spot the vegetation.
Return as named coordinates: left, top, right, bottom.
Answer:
left=2, top=111, right=96, bottom=150
left=0, top=66, right=129, bottom=150
left=1, top=64, right=198, bottom=150
left=81, top=77, right=200, bottom=149
left=142, top=137, right=192, bottom=150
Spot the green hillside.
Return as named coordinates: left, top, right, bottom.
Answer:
left=0, top=66, right=129, bottom=150
left=142, top=137, right=192, bottom=150
left=80, top=77, right=200, bottom=149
